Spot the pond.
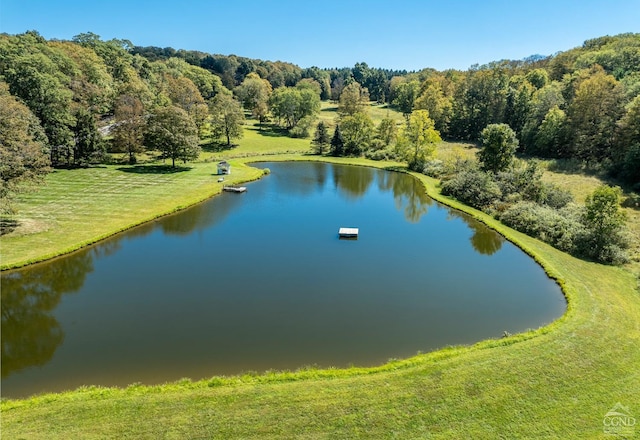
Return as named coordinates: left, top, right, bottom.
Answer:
left=0, top=162, right=566, bottom=398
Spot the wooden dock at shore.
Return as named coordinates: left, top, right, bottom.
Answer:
left=223, top=186, right=247, bottom=193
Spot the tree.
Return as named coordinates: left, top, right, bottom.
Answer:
left=567, top=68, right=624, bottom=161
left=301, top=67, right=331, bottom=100
left=209, top=93, right=245, bottom=146
left=521, top=82, right=565, bottom=153
left=581, top=185, right=629, bottom=264
left=72, top=109, right=105, bottom=166
left=340, top=112, right=374, bottom=156
left=145, top=106, right=200, bottom=167
left=112, top=94, right=146, bottom=164
left=0, top=87, right=51, bottom=213
left=163, top=75, right=208, bottom=133
left=391, top=79, right=420, bottom=117
left=399, top=110, right=441, bottom=171
left=311, top=121, right=330, bottom=155
left=330, top=125, right=345, bottom=156
left=3, top=53, right=75, bottom=167
left=376, top=117, right=398, bottom=147
left=338, top=81, right=369, bottom=116
left=614, top=95, right=640, bottom=185
left=269, top=87, right=320, bottom=130
left=504, top=76, right=534, bottom=136
left=534, top=106, right=567, bottom=157
left=235, top=73, right=272, bottom=126
left=296, top=78, right=322, bottom=97
left=414, top=81, right=453, bottom=134
left=478, top=123, right=519, bottom=173
left=450, top=67, right=508, bottom=140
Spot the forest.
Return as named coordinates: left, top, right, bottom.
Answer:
left=1, top=31, right=639, bottom=264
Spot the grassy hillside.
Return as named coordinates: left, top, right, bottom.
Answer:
left=2, top=116, right=639, bottom=438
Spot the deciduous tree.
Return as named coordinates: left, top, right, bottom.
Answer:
left=376, top=117, right=398, bottom=147
left=235, top=73, right=272, bottom=126
left=209, top=93, right=245, bottom=146
left=338, top=81, right=369, bottom=117
left=145, top=106, right=200, bottom=167
left=580, top=185, right=629, bottom=264
left=0, top=87, right=51, bottom=213
left=112, top=94, right=146, bottom=164
left=567, top=68, right=624, bottom=160
left=399, top=110, right=441, bottom=171
left=340, top=112, right=374, bottom=156
left=478, top=123, right=519, bottom=173
left=391, top=79, right=420, bottom=117
left=73, top=109, right=105, bottom=166
left=269, top=87, right=320, bottom=130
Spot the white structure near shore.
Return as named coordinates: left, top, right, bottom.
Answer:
left=217, top=161, right=231, bottom=175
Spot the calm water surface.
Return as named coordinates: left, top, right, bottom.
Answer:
left=1, top=162, right=566, bottom=398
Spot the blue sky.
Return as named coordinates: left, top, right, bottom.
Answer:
left=1, top=0, right=639, bottom=71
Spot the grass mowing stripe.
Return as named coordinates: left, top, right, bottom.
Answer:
left=1, top=161, right=264, bottom=269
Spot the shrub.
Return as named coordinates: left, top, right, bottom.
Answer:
left=421, top=159, right=445, bottom=177
left=289, top=116, right=315, bottom=138
left=441, top=169, right=502, bottom=210
left=364, top=147, right=397, bottom=161
left=540, top=183, right=573, bottom=208
left=499, top=202, right=584, bottom=253
left=495, top=161, right=545, bottom=204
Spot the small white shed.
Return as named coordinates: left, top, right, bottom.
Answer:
left=217, top=161, right=231, bottom=175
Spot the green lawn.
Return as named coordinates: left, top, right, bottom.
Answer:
left=0, top=162, right=265, bottom=269
left=1, top=129, right=639, bottom=438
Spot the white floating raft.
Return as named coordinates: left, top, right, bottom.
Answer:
left=338, top=227, right=359, bottom=238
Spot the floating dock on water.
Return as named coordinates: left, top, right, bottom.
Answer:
left=223, top=186, right=247, bottom=193
left=338, top=227, right=359, bottom=238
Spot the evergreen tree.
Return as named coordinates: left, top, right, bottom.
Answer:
left=311, top=121, right=330, bottom=155
left=330, top=125, right=344, bottom=156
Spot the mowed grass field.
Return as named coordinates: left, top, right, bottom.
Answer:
left=0, top=162, right=265, bottom=269
left=1, top=107, right=639, bottom=438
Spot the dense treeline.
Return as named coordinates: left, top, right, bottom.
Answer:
left=131, top=46, right=407, bottom=102
left=1, top=31, right=638, bottom=262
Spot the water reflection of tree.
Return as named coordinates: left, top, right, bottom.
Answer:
left=311, top=162, right=328, bottom=190
left=1, top=249, right=94, bottom=378
left=333, top=165, right=374, bottom=199
left=454, top=213, right=505, bottom=255
left=378, top=171, right=432, bottom=223
left=159, top=192, right=244, bottom=236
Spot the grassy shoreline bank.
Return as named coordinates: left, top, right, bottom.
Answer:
left=2, top=154, right=639, bottom=438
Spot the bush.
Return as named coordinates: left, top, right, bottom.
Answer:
left=441, top=169, right=502, bottom=210
left=495, top=161, right=545, bottom=204
left=499, top=202, right=584, bottom=252
left=541, top=183, right=574, bottom=209
left=289, top=116, right=315, bottom=138
left=364, top=147, right=397, bottom=161
left=421, top=159, right=445, bottom=177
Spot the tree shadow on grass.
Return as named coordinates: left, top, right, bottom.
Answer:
left=251, top=125, right=290, bottom=138
left=0, top=218, right=19, bottom=236
left=116, top=165, right=192, bottom=174
left=201, top=139, right=238, bottom=153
